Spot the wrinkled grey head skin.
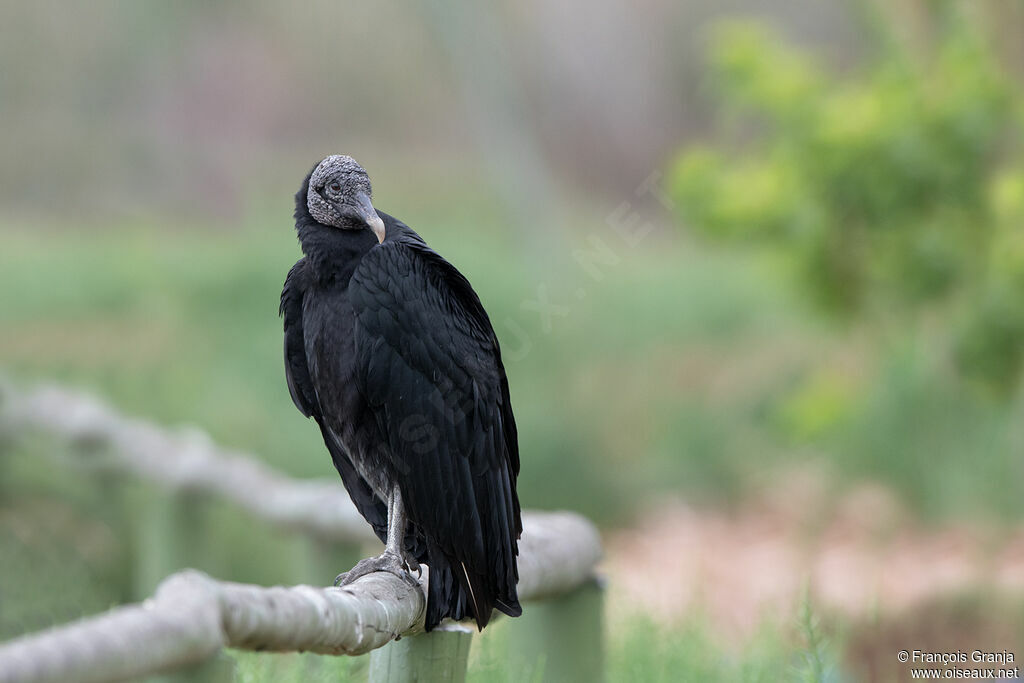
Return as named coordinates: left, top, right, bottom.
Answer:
left=305, top=155, right=387, bottom=243
left=307, top=155, right=373, bottom=228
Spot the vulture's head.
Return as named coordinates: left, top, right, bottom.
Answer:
left=306, top=155, right=385, bottom=243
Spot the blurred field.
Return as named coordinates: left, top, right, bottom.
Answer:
left=4, top=1, right=1024, bottom=681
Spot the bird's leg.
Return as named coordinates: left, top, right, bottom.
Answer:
left=334, top=485, right=420, bottom=589
left=384, top=482, right=423, bottom=579
left=384, top=481, right=405, bottom=555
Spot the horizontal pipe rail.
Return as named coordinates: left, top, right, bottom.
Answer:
left=0, top=383, right=376, bottom=542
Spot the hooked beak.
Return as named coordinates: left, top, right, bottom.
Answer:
left=352, top=191, right=385, bottom=244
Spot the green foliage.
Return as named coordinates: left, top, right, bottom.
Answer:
left=670, top=10, right=1024, bottom=395
left=609, top=613, right=822, bottom=683
left=231, top=650, right=362, bottom=682
left=793, top=588, right=840, bottom=683
left=775, top=369, right=860, bottom=441
left=833, top=352, right=1024, bottom=520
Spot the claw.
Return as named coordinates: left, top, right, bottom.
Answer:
left=333, top=551, right=420, bottom=589
left=402, top=550, right=423, bottom=579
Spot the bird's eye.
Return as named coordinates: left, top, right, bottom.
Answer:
left=329, top=182, right=342, bottom=193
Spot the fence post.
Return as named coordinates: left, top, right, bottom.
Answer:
left=133, top=487, right=235, bottom=683
left=506, top=577, right=605, bottom=683
left=287, top=536, right=374, bottom=679
left=367, top=622, right=473, bottom=683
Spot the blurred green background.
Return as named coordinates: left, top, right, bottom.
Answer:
left=2, top=1, right=1024, bottom=681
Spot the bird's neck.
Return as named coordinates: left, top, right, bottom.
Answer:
left=296, top=218, right=377, bottom=286
left=293, top=170, right=378, bottom=286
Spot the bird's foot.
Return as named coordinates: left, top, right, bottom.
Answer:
left=334, top=551, right=420, bottom=589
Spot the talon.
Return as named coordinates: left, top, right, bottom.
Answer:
left=333, top=552, right=420, bottom=589
left=400, top=549, right=422, bottom=579
left=408, top=561, right=423, bottom=580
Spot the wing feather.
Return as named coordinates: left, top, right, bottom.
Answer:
left=280, top=258, right=392, bottom=542
left=280, top=260, right=320, bottom=418
left=350, top=237, right=521, bottom=627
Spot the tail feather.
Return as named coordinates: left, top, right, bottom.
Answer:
left=424, top=539, right=520, bottom=631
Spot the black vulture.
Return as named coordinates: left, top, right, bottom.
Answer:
left=280, top=155, right=522, bottom=631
